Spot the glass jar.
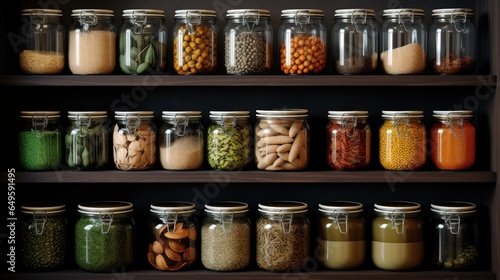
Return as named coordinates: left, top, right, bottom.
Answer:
left=256, top=201, right=309, bottom=272
left=201, top=201, right=251, bottom=271
left=431, top=201, right=479, bottom=270
left=317, top=201, right=365, bottom=270
left=332, top=9, right=378, bottom=75
left=75, top=201, right=135, bottom=272
left=207, top=111, right=252, bottom=170
left=372, top=201, right=424, bottom=270
left=381, top=9, right=427, bottom=74
left=159, top=111, right=204, bottom=170
left=278, top=9, right=327, bottom=74
left=66, top=111, right=111, bottom=170
left=379, top=110, right=426, bottom=170
left=69, top=9, right=117, bottom=74
left=113, top=111, right=157, bottom=170
left=147, top=201, right=197, bottom=271
left=326, top=111, right=371, bottom=170
left=119, top=9, right=168, bottom=74
left=255, top=109, right=309, bottom=171
left=173, top=9, right=218, bottom=74
left=19, top=9, right=65, bottom=74
left=19, top=202, right=68, bottom=271
left=431, top=110, right=476, bottom=170
left=429, top=9, right=476, bottom=75
left=19, top=111, right=63, bottom=171
left=224, top=9, right=273, bottom=75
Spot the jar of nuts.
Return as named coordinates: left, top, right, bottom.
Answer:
left=173, top=9, right=218, bottom=74
left=278, top=9, right=327, bottom=75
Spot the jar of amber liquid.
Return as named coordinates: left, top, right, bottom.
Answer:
left=431, top=110, right=475, bottom=170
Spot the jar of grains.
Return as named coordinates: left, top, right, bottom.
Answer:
left=159, top=111, right=204, bottom=170
left=207, top=111, right=252, bottom=171
left=381, top=9, right=427, bottom=74
left=317, top=201, right=365, bottom=270
left=68, top=9, right=117, bottom=74
left=19, top=111, right=63, bottom=171
left=119, top=9, right=168, bottom=74
left=431, top=110, right=476, bottom=170
left=256, top=201, right=310, bottom=272
left=147, top=201, right=198, bottom=271
left=20, top=202, right=68, bottom=271
left=255, top=109, right=309, bottom=171
left=429, top=9, right=476, bottom=74
left=113, top=111, right=157, bottom=170
left=332, top=9, right=379, bottom=75
left=201, top=201, right=251, bottom=271
left=173, top=9, right=218, bottom=74
left=430, top=201, right=479, bottom=270
left=19, top=9, right=65, bottom=74
left=66, top=111, right=111, bottom=170
left=379, top=110, right=426, bottom=171
left=224, top=9, right=273, bottom=75
left=326, top=111, right=371, bottom=170
left=278, top=9, right=327, bottom=74
left=372, top=201, right=424, bottom=270
left=75, top=201, right=135, bottom=272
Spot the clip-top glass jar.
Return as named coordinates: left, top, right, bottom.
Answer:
left=256, top=201, right=310, bottom=272
left=19, top=9, right=65, bottom=74
left=69, top=9, right=117, bottom=74
left=332, top=9, right=378, bottom=75
left=431, top=201, right=479, bottom=270
left=372, top=201, right=424, bottom=270
left=201, top=201, right=251, bottom=271
left=317, top=201, right=365, bottom=270
left=381, top=9, right=427, bottom=74
left=279, top=9, right=327, bottom=74
left=173, top=9, right=218, bottom=74
left=20, top=202, right=68, bottom=271
left=326, top=111, right=371, bottom=170
left=19, top=111, right=63, bottom=171
left=431, top=110, right=476, bottom=170
left=119, top=9, right=167, bottom=74
left=147, top=201, right=198, bottom=271
left=113, top=111, right=157, bottom=170
left=429, top=9, right=475, bottom=74
left=75, top=201, right=135, bottom=272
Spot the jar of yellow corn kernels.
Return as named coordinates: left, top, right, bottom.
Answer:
left=379, top=111, right=426, bottom=170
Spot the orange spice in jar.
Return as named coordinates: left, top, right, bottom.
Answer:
left=430, top=110, right=475, bottom=170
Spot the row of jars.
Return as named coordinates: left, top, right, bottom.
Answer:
left=19, top=200, right=480, bottom=272
left=18, top=110, right=476, bottom=171
left=19, top=7, right=475, bottom=75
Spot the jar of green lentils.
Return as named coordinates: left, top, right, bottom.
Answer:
left=379, top=111, right=426, bottom=170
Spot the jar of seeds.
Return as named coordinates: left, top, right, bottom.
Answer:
left=224, top=9, right=272, bottom=75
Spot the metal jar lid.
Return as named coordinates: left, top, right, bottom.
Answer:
left=281, top=9, right=324, bottom=19
left=258, top=201, right=308, bottom=214
left=334, top=9, right=376, bottom=18
left=319, top=201, right=363, bottom=215
left=114, top=111, right=155, bottom=120
left=256, top=109, right=308, bottom=118
left=122, top=9, right=165, bottom=18
left=431, top=201, right=477, bottom=214
left=162, top=111, right=202, bottom=121
left=209, top=110, right=250, bottom=120
left=174, top=9, right=217, bottom=19
left=150, top=201, right=196, bottom=215
left=20, top=111, right=61, bottom=119
left=432, top=8, right=474, bottom=18
left=226, top=9, right=271, bottom=19
left=382, top=110, right=424, bottom=119
left=205, top=201, right=249, bottom=214
left=374, top=201, right=421, bottom=215
left=328, top=110, right=369, bottom=120
left=21, top=202, right=66, bottom=215
left=22, top=9, right=63, bottom=17
left=78, top=201, right=133, bottom=215
left=382, top=8, right=425, bottom=18
left=71, top=9, right=115, bottom=18
left=433, top=110, right=473, bottom=119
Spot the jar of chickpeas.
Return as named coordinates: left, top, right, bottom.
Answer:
left=173, top=9, right=218, bottom=74
left=278, top=9, right=327, bottom=75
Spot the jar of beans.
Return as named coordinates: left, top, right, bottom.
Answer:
left=69, top=9, right=117, bottom=74
left=278, top=9, right=327, bottom=75
left=326, top=111, right=371, bottom=170
left=224, top=9, right=273, bottom=75
left=159, top=111, right=204, bottom=170
left=19, top=9, right=65, bottom=74
left=429, top=9, right=476, bottom=74
left=19, top=111, right=63, bottom=171
left=207, top=111, right=252, bottom=171
left=381, top=9, right=427, bottom=74
left=113, top=111, right=157, bottom=170
left=430, top=110, right=476, bottom=170
left=173, top=9, right=218, bottom=74
left=379, top=111, right=426, bottom=171
left=119, top=9, right=168, bottom=74
left=332, top=9, right=379, bottom=75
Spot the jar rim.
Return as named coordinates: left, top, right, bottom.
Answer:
left=334, top=9, right=376, bottom=18
left=20, top=111, right=61, bottom=119
left=382, top=110, right=423, bottom=119
left=21, top=202, right=65, bottom=214
left=122, top=9, right=165, bottom=18
left=328, top=110, right=369, bottom=119
left=78, top=200, right=133, bottom=215
left=256, top=109, right=308, bottom=115
left=22, top=9, right=63, bottom=16
left=374, top=200, right=421, bottom=214
left=432, top=110, right=473, bottom=119
left=281, top=9, right=324, bottom=18
left=71, top=9, right=115, bottom=18
left=150, top=201, right=196, bottom=215
left=431, top=201, right=476, bottom=214
left=432, top=8, right=474, bottom=17
left=115, top=111, right=155, bottom=120
left=162, top=111, right=202, bottom=120
left=226, top=9, right=271, bottom=18
left=205, top=201, right=248, bottom=211
left=174, top=9, right=217, bottom=19
left=209, top=111, right=250, bottom=120
left=258, top=200, right=308, bottom=214
left=382, top=8, right=425, bottom=18
left=319, top=201, right=363, bottom=215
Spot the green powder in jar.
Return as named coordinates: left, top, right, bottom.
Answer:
left=19, top=130, right=62, bottom=170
